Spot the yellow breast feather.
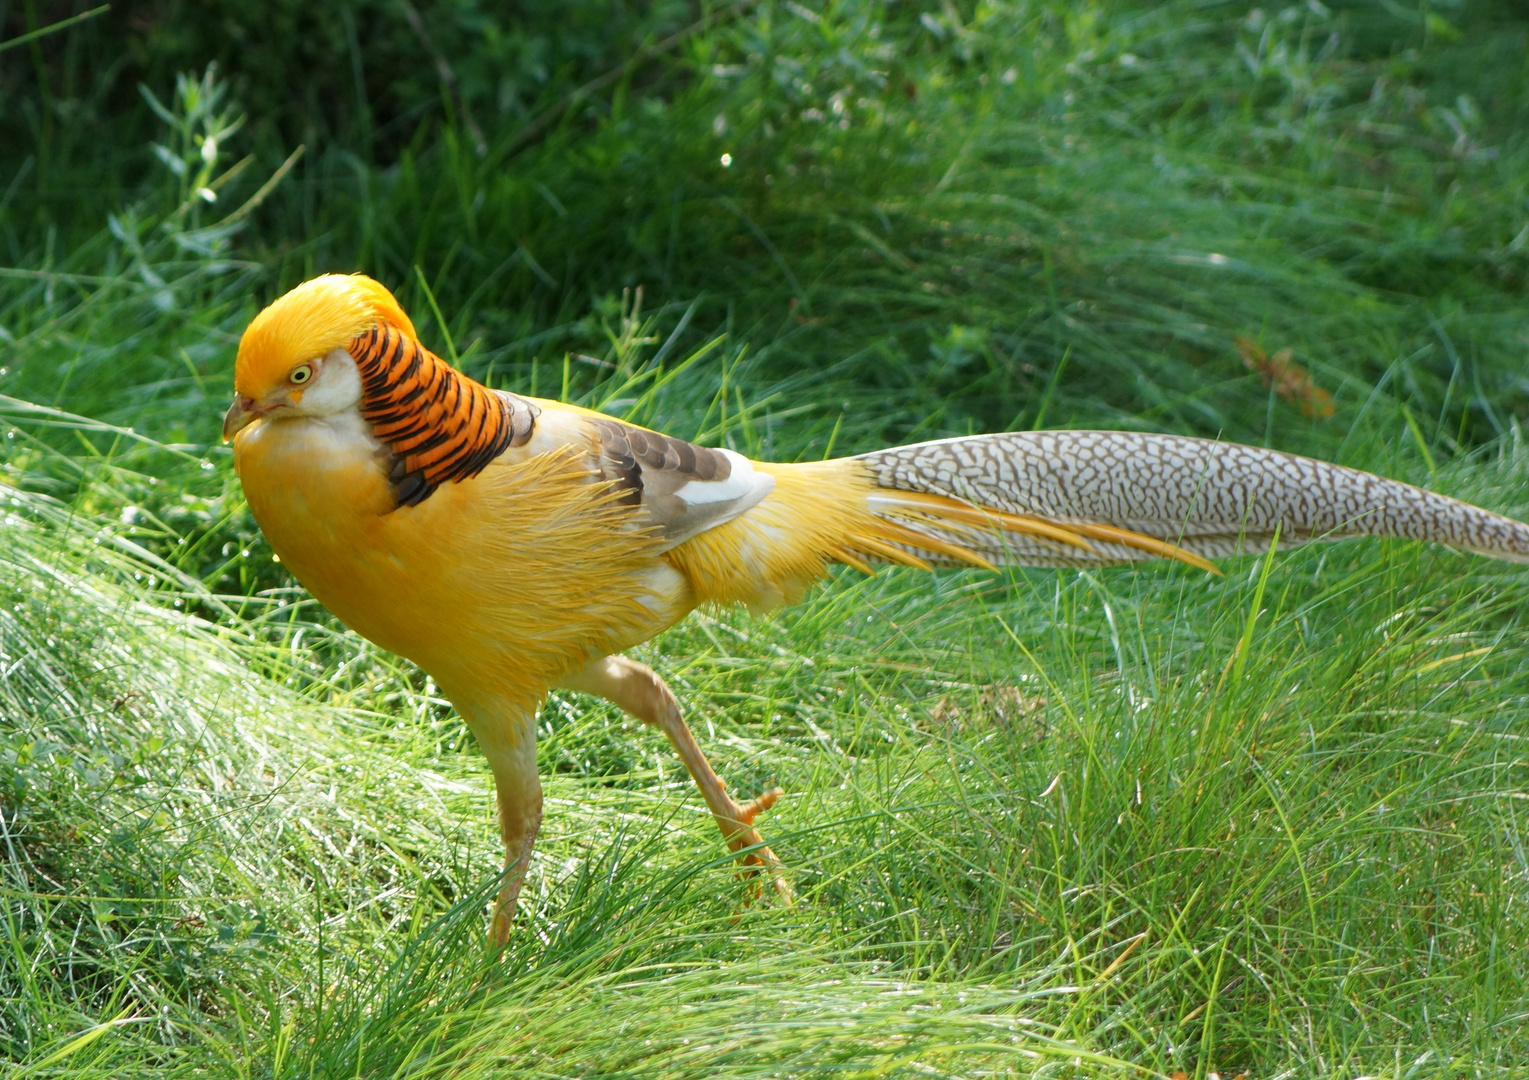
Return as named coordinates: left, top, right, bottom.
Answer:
left=234, top=414, right=683, bottom=711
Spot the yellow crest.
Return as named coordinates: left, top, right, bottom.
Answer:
left=234, top=274, right=417, bottom=398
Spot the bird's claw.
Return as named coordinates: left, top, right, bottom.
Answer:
left=714, top=784, right=793, bottom=904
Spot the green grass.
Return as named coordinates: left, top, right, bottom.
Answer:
left=2, top=1, right=1529, bottom=1076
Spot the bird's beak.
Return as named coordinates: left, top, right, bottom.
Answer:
left=222, top=395, right=267, bottom=441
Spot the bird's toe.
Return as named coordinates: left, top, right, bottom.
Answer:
left=715, top=786, right=793, bottom=904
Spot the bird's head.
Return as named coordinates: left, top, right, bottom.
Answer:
left=223, top=274, right=417, bottom=440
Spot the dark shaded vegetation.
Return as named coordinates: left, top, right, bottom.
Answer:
left=8, top=1, right=1529, bottom=453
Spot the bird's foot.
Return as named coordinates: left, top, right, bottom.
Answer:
left=712, top=782, right=792, bottom=903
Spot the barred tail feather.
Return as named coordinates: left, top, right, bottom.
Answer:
left=841, top=431, right=1529, bottom=571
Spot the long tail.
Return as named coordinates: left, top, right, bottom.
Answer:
left=833, top=431, right=1529, bottom=572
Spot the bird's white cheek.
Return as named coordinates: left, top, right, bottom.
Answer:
left=295, top=348, right=364, bottom=416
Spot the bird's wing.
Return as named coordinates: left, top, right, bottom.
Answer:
left=581, top=414, right=776, bottom=551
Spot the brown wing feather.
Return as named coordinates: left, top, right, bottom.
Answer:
left=589, top=417, right=773, bottom=548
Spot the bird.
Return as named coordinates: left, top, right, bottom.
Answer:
left=224, top=273, right=1529, bottom=943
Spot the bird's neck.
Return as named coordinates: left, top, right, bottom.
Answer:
left=346, top=325, right=515, bottom=507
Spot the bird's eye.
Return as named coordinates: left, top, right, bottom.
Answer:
left=288, top=364, right=314, bottom=385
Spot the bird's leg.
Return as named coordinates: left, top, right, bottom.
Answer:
left=473, top=736, right=543, bottom=946
left=559, top=655, right=791, bottom=900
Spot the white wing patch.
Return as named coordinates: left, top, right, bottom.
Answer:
left=673, top=448, right=772, bottom=505
left=658, top=449, right=775, bottom=547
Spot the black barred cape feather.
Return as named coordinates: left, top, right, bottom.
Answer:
left=349, top=325, right=538, bottom=506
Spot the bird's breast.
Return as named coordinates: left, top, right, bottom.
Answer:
left=232, top=413, right=688, bottom=707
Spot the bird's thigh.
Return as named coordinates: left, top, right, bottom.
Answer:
left=557, top=654, right=676, bottom=729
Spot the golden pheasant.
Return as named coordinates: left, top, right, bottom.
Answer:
left=224, top=274, right=1529, bottom=943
